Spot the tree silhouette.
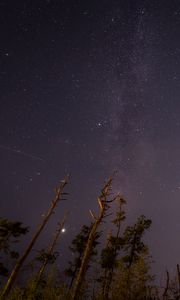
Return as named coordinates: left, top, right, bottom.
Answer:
left=2, top=176, right=68, bottom=298
left=99, top=196, right=126, bottom=299
left=71, top=177, right=114, bottom=300
left=65, top=223, right=99, bottom=290
left=122, top=215, right=152, bottom=299
left=0, top=218, right=28, bottom=278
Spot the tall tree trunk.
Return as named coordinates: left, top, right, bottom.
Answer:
left=163, top=270, right=169, bottom=300
left=69, top=263, right=79, bottom=290
left=103, top=196, right=126, bottom=300
left=124, top=228, right=138, bottom=300
left=101, top=230, right=112, bottom=299
left=35, top=212, right=68, bottom=287
left=71, top=178, right=113, bottom=300
left=2, top=177, right=68, bottom=298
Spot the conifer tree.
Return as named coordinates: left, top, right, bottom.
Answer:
left=112, top=246, right=154, bottom=300
left=65, top=223, right=99, bottom=289
left=121, top=215, right=152, bottom=299
left=0, top=218, right=28, bottom=278
left=99, top=196, right=126, bottom=299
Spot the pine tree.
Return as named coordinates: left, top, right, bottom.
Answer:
left=112, top=246, right=154, bottom=300
left=65, top=223, right=99, bottom=290
left=121, top=215, right=152, bottom=299
left=0, top=218, right=28, bottom=278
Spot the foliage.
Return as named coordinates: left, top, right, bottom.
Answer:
left=122, top=215, right=152, bottom=267
left=0, top=218, right=28, bottom=277
left=65, top=224, right=100, bottom=289
left=0, top=178, right=177, bottom=300
left=35, top=248, right=59, bottom=265
left=111, top=248, right=155, bottom=300
left=1, top=269, right=71, bottom=300
left=98, top=196, right=126, bottom=299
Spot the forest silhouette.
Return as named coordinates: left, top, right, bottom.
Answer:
left=0, top=176, right=179, bottom=300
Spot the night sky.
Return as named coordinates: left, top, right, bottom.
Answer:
left=1, top=0, right=180, bottom=279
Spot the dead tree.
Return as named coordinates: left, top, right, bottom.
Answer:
left=163, top=270, right=170, bottom=300
left=71, top=177, right=114, bottom=300
left=2, top=177, right=68, bottom=298
left=35, top=212, right=68, bottom=287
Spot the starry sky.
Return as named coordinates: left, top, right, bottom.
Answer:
left=1, top=0, right=180, bottom=278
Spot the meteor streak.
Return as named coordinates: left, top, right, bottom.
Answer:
left=0, top=145, right=44, bottom=161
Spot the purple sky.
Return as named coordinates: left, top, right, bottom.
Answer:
left=1, top=0, right=180, bottom=280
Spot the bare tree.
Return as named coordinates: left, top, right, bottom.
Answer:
left=71, top=177, right=114, bottom=300
left=2, top=177, right=68, bottom=298
left=35, top=212, right=68, bottom=287
left=163, top=270, right=170, bottom=300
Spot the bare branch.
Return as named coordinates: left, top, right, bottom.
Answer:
left=89, top=210, right=97, bottom=221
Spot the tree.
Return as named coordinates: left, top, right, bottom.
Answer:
left=2, top=176, right=68, bottom=298
left=121, top=215, right=152, bottom=299
left=71, top=177, right=114, bottom=300
left=99, top=196, right=126, bottom=299
left=65, top=223, right=99, bottom=290
left=35, top=213, right=68, bottom=288
left=0, top=218, right=28, bottom=278
left=112, top=246, right=155, bottom=300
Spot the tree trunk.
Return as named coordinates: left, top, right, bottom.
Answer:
left=2, top=177, right=68, bottom=298
left=35, top=212, right=68, bottom=287
left=163, top=270, right=169, bottom=300
left=71, top=178, right=113, bottom=300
